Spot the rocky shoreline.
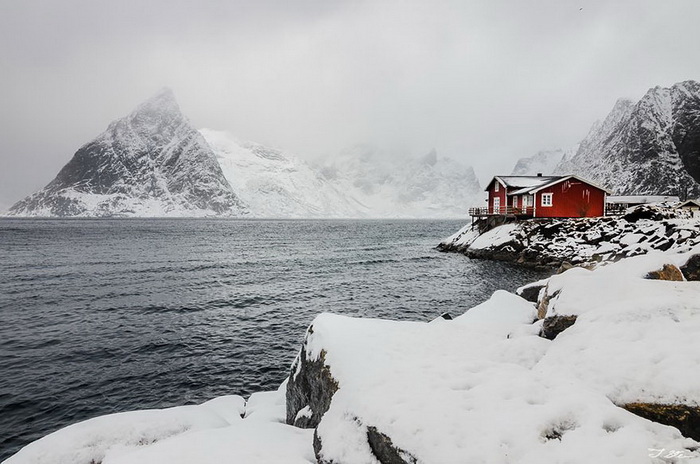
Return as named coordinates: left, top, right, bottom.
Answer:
left=438, top=205, right=700, bottom=269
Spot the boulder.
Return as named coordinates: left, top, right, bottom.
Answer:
left=516, top=281, right=547, bottom=303
left=540, top=315, right=577, bottom=340
left=622, top=403, right=700, bottom=441
left=286, top=332, right=339, bottom=428
left=681, top=254, right=700, bottom=281
left=645, top=264, right=684, bottom=281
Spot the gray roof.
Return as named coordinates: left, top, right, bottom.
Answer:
left=488, top=175, right=612, bottom=195
left=488, top=176, right=561, bottom=192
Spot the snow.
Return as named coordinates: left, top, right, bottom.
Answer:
left=5, top=387, right=314, bottom=464
left=536, top=246, right=700, bottom=406
left=201, top=130, right=483, bottom=219
left=305, top=297, right=699, bottom=463
left=468, top=223, right=520, bottom=249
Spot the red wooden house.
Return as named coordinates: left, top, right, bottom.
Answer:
left=471, top=174, right=610, bottom=218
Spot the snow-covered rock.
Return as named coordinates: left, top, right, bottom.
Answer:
left=287, top=285, right=700, bottom=463
left=5, top=385, right=315, bottom=464
left=4, top=395, right=245, bottom=464
left=555, top=80, right=700, bottom=198
left=439, top=205, right=700, bottom=268
left=9, top=89, right=246, bottom=217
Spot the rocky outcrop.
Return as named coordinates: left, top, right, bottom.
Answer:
left=439, top=205, right=700, bottom=269
left=286, top=340, right=338, bottom=429
left=622, top=403, right=700, bottom=441
left=645, top=264, right=684, bottom=281
left=366, top=426, right=419, bottom=464
left=540, top=315, right=577, bottom=340
left=681, top=254, right=700, bottom=281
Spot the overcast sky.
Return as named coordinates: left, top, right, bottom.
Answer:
left=2, top=0, right=700, bottom=207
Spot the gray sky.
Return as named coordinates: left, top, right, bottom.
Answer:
left=2, top=0, right=700, bottom=206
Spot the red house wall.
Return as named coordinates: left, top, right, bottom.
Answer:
left=534, top=179, right=605, bottom=218
left=487, top=179, right=507, bottom=213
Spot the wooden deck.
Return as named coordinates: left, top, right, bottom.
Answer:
left=468, top=206, right=535, bottom=218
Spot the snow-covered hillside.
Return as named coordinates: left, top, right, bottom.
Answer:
left=555, top=81, right=700, bottom=197
left=202, top=134, right=482, bottom=219
left=317, top=145, right=482, bottom=218
left=201, top=130, right=366, bottom=218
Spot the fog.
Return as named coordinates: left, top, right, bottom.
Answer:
left=2, top=0, right=700, bottom=206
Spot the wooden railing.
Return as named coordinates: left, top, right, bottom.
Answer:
left=468, top=206, right=535, bottom=217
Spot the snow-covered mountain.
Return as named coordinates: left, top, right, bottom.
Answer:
left=9, top=90, right=481, bottom=218
left=510, top=148, right=574, bottom=176
left=203, top=133, right=482, bottom=218
left=9, top=89, right=246, bottom=217
left=200, top=129, right=366, bottom=218
left=555, top=80, right=700, bottom=197
left=317, top=145, right=482, bottom=218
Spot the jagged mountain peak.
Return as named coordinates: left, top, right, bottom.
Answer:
left=555, top=80, right=700, bottom=198
left=10, top=90, right=245, bottom=217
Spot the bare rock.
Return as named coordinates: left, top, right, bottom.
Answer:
left=681, top=254, right=700, bottom=281
left=286, top=328, right=339, bottom=428
left=367, top=426, right=419, bottom=464
left=517, top=282, right=546, bottom=303
left=645, top=264, right=684, bottom=281
left=622, top=403, right=700, bottom=441
left=540, top=315, right=578, bottom=340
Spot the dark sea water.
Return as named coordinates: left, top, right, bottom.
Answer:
left=0, top=219, right=549, bottom=461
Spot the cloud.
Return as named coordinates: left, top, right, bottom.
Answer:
left=2, top=0, right=700, bottom=203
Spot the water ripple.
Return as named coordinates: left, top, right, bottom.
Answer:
left=0, top=218, right=549, bottom=461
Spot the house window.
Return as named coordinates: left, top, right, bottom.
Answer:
left=525, top=195, right=533, bottom=207
left=493, top=197, right=500, bottom=213
left=541, top=193, right=553, bottom=207
left=513, top=196, right=518, bottom=209
left=494, top=182, right=500, bottom=192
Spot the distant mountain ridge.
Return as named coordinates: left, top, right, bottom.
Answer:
left=9, top=90, right=482, bottom=218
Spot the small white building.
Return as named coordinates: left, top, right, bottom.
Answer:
left=605, top=195, right=680, bottom=215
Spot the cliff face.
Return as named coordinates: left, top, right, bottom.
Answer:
left=555, top=80, right=700, bottom=198
left=9, top=89, right=246, bottom=217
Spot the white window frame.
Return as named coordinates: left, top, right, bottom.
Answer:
left=541, top=193, right=553, bottom=207
left=512, top=196, right=518, bottom=209
left=494, top=181, right=500, bottom=192
left=493, top=197, right=501, bottom=213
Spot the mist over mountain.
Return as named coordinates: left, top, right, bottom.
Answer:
left=510, top=148, right=573, bottom=176
left=9, top=91, right=481, bottom=218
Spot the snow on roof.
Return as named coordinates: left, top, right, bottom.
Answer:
left=490, top=175, right=612, bottom=196
left=607, top=195, right=680, bottom=204
left=486, top=175, right=561, bottom=192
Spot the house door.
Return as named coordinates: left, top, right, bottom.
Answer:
left=493, top=197, right=500, bottom=214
